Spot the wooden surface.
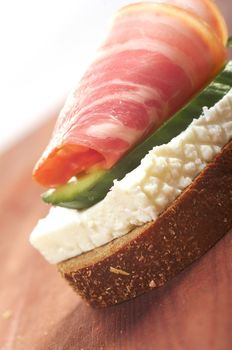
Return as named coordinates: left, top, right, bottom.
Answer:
left=1, top=2, right=232, bottom=349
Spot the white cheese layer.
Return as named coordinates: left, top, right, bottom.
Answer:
left=30, top=90, right=232, bottom=264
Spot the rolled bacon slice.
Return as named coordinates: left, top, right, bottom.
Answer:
left=33, top=1, right=227, bottom=187
left=154, top=0, right=228, bottom=44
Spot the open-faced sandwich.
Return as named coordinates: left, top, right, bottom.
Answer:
left=30, top=0, right=232, bottom=307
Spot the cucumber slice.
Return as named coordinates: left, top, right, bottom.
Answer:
left=228, top=36, right=232, bottom=48
left=42, top=170, right=107, bottom=209
left=43, top=61, right=232, bottom=209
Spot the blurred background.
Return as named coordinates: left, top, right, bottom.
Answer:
left=0, top=0, right=145, bottom=153
left=0, top=0, right=231, bottom=153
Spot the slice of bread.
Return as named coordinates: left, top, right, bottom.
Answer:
left=58, top=140, right=232, bottom=307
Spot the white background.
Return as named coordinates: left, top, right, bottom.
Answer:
left=0, top=0, right=138, bottom=153
left=0, top=0, right=230, bottom=153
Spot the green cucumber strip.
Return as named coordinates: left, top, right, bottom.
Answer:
left=42, top=170, right=106, bottom=208
left=228, top=36, right=232, bottom=48
left=43, top=61, right=232, bottom=209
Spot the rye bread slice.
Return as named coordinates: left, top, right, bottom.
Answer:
left=58, top=140, right=232, bottom=307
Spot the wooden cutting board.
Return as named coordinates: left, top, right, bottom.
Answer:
left=1, top=2, right=232, bottom=349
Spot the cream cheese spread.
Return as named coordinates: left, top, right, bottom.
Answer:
left=30, top=90, right=232, bottom=263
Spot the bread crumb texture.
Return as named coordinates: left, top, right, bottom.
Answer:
left=2, top=309, right=12, bottom=320
left=110, top=267, right=130, bottom=276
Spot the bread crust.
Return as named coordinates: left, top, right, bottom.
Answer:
left=58, top=140, right=232, bottom=307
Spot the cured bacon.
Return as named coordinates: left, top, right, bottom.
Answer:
left=154, top=0, right=228, bottom=44
left=33, top=1, right=227, bottom=187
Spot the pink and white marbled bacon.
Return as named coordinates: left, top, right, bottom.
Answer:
left=33, top=1, right=227, bottom=187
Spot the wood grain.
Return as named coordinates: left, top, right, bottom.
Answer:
left=1, top=1, right=232, bottom=349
